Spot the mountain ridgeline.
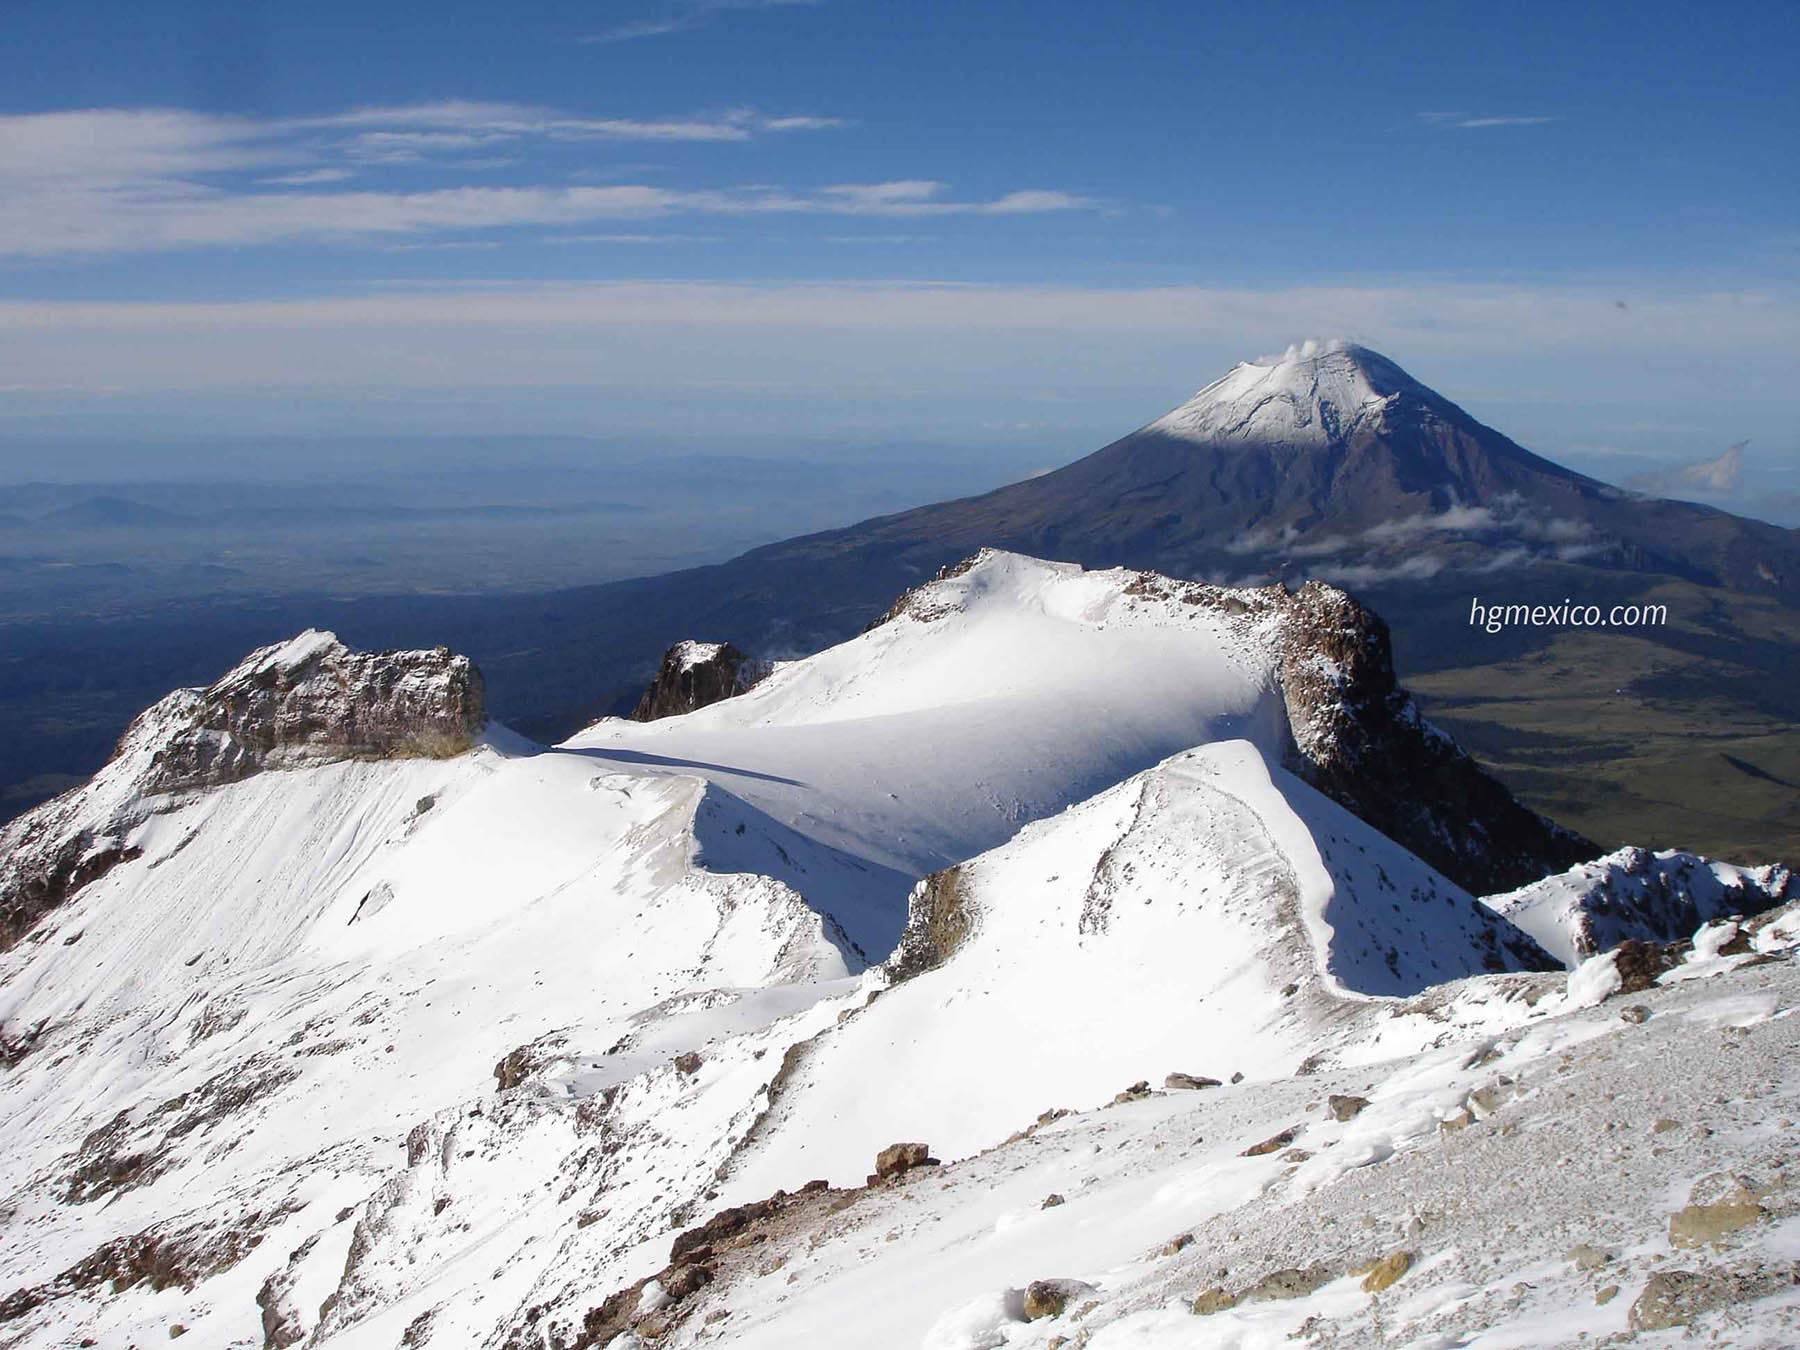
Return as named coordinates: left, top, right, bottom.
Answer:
left=424, top=340, right=1800, bottom=749
left=2, top=552, right=1796, bottom=1348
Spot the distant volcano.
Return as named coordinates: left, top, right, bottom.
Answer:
left=491, top=341, right=1796, bottom=683
left=719, top=338, right=1797, bottom=601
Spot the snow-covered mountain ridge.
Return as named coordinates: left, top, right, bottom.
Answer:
left=0, top=552, right=1793, bottom=1348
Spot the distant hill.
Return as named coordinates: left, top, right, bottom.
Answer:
left=37, top=496, right=187, bottom=528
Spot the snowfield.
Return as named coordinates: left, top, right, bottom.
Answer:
left=0, top=551, right=1793, bottom=1349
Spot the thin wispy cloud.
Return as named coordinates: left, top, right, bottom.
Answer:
left=0, top=102, right=984, bottom=257
left=1624, top=441, right=1748, bottom=497
left=584, top=0, right=825, bottom=45
left=261, top=167, right=357, bottom=186
left=1419, top=112, right=1559, bottom=129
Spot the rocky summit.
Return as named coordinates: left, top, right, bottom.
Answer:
left=0, top=631, right=482, bottom=950
left=630, top=641, right=767, bottom=722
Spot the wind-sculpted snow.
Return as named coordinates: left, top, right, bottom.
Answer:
left=0, top=724, right=856, bottom=1347
left=577, top=550, right=1581, bottom=909
left=0, top=553, right=1792, bottom=1347
left=709, top=741, right=1552, bottom=1205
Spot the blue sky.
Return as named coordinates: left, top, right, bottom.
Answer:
left=2, top=0, right=1797, bottom=516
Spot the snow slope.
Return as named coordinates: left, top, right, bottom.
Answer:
left=1, top=549, right=1790, bottom=1349
left=630, top=927, right=1800, bottom=1350
left=719, top=740, right=1549, bottom=1200
left=565, top=551, right=1294, bottom=953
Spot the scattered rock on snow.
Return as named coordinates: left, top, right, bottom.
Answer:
left=1241, top=1126, right=1300, bottom=1157
left=1021, top=1279, right=1097, bottom=1320
left=1165, top=1072, right=1221, bottom=1090
left=1357, top=1249, right=1413, bottom=1293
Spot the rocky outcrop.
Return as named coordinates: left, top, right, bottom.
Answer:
left=563, top=1180, right=841, bottom=1350
left=630, top=640, right=767, bottom=721
left=0, top=631, right=483, bottom=950
left=873, top=1141, right=936, bottom=1180
left=1117, top=568, right=1592, bottom=896
left=139, top=630, right=483, bottom=795
left=1257, top=580, right=1593, bottom=895
left=1486, top=847, right=1794, bottom=967
left=885, top=865, right=974, bottom=983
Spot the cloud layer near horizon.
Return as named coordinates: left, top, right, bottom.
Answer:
left=2, top=278, right=1792, bottom=399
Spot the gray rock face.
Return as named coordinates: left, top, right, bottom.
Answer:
left=630, top=641, right=767, bottom=722
left=142, top=631, right=483, bottom=794
left=0, top=631, right=484, bottom=950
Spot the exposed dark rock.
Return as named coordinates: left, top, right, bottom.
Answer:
left=2, top=1202, right=301, bottom=1325
left=140, top=632, right=483, bottom=796
left=1245, top=1264, right=1336, bottom=1301
left=1, top=1018, right=46, bottom=1070
left=630, top=640, right=767, bottom=721
left=662, top=1264, right=714, bottom=1300
left=1120, top=571, right=1591, bottom=898
left=568, top=1179, right=843, bottom=1349
left=1192, top=1262, right=1337, bottom=1316
left=1520, top=849, right=1794, bottom=960
left=1613, top=939, right=1689, bottom=995
left=65, top=1110, right=166, bottom=1204
left=1628, top=1263, right=1800, bottom=1332
left=493, top=1033, right=570, bottom=1092
left=886, top=865, right=974, bottom=983
left=1022, top=1279, right=1096, bottom=1320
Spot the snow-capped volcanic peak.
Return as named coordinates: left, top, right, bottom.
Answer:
left=1147, top=339, right=1428, bottom=448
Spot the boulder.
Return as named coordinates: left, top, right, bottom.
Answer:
left=873, top=1142, right=935, bottom=1180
